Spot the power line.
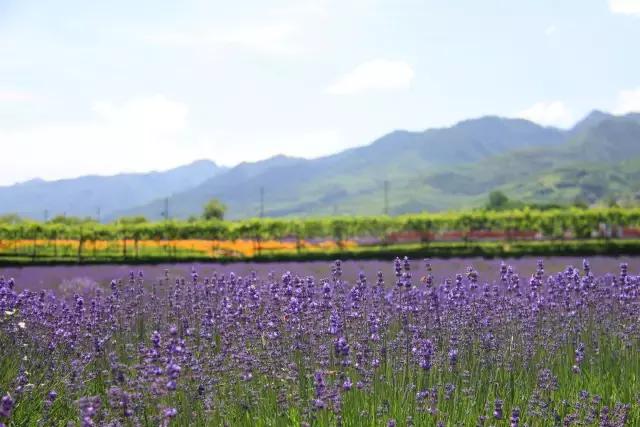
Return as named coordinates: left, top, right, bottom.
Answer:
left=163, top=198, right=169, bottom=220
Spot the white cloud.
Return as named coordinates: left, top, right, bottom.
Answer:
left=516, top=101, right=574, bottom=127
left=0, top=95, right=196, bottom=185
left=0, top=94, right=348, bottom=185
left=544, top=25, right=557, bottom=36
left=144, top=2, right=329, bottom=56
left=327, top=59, right=415, bottom=95
left=609, top=0, right=640, bottom=16
left=146, top=23, right=301, bottom=55
left=0, top=90, right=34, bottom=103
left=92, top=95, right=187, bottom=134
left=270, top=0, right=329, bottom=20
left=613, top=87, right=640, bottom=114
left=197, top=129, right=345, bottom=165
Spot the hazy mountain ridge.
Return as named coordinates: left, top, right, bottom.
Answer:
left=109, top=115, right=573, bottom=219
left=0, top=160, right=225, bottom=219
left=118, top=111, right=638, bottom=219
left=3, top=111, right=640, bottom=220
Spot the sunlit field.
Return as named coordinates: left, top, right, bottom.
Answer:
left=1, top=257, right=639, bottom=426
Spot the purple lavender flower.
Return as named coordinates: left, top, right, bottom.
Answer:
left=335, top=336, right=350, bottom=357
left=413, top=338, right=434, bottom=370
left=510, top=407, right=520, bottom=426
left=493, top=398, right=503, bottom=419
left=0, top=395, right=13, bottom=418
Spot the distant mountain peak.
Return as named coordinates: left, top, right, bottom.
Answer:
left=14, top=177, right=46, bottom=187
left=571, top=110, right=614, bottom=133
left=185, top=159, right=218, bottom=167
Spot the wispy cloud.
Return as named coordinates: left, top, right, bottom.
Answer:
left=0, top=89, right=34, bottom=103
left=609, top=0, right=640, bottom=16
left=0, top=95, right=195, bottom=184
left=197, top=129, right=345, bottom=165
left=327, top=59, right=415, bottom=95
left=544, top=25, right=557, bottom=36
left=0, top=94, right=346, bottom=185
left=613, top=87, right=640, bottom=114
left=145, top=23, right=302, bottom=55
left=270, top=0, right=329, bottom=20
left=516, top=101, right=574, bottom=127
left=144, top=1, right=329, bottom=56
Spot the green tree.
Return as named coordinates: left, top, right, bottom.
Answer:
left=202, top=199, right=227, bottom=220
left=572, top=195, right=589, bottom=209
left=114, top=216, right=148, bottom=225
left=0, top=214, right=23, bottom=224
left=486, top=191, right=509, bottom=210
left=49, top=215, right=97, bottom=226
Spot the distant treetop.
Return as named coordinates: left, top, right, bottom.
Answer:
left=114, top=216, right=149, bottom=225
left=202, top=199, right=227, bottom=221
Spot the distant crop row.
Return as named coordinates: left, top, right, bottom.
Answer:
left=1, top=207, right=640, bottom=243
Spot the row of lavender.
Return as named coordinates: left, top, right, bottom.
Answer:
left=0, top=258, right=639, bottom=426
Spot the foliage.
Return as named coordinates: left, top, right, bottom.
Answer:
left=202, top=199, right=227, bottom=221
left=113, top=216, right=148, bottom=225
left=0, top=214, right=23, bottom=224
left=48, top=215, right=97, bottom=225
left=486, top=190, right=510, bottom=210
left=1, top=207, right=640, bottom=246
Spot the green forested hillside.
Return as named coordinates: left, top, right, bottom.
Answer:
left=3, top=111, right=639, bottom=220
left=116, top=111, right=640, bottom=219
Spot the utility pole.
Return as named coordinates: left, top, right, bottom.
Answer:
left=260, top=187, right=265, bottom=218
left=163, top=198, right=169, bottom=221
left=384, top=180, right=389, bottom=215
left=96, top=207, right=101, bottom=223
left=44, top=209, right=48, bottom=222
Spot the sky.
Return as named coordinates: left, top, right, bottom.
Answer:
left=0, top=0, right=639, bottom=185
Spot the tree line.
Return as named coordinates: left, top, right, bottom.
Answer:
left=1, top=207, right=640, bottom=243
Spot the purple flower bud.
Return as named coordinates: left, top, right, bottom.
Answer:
left=510, top=407, right=520, bottom=427
left=493, top=398, right=503, bottom=419
left=167, top=363, right=181, bottom=379
left=163, top=407, right=177, bottom=418
left=0, top=394, right=13, bottom=418
left=151, top=331, right=161, bottom=348
left=335, top=336, right=350, bottom=357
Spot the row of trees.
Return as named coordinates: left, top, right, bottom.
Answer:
left=2, top=207, right=640, bottom=243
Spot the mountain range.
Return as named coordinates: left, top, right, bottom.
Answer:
left=2, top=110, right=639, bottom=221
left=0, top=160, right=226, bottom=220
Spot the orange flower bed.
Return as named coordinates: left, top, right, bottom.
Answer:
left=0, top=238, right=356, bottom=258
left=135, top=239, right=355, bottom=256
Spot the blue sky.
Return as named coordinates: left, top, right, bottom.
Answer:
left=0, top=0, right=639, bottom=185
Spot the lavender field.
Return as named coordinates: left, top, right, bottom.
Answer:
left=1, top=257, right=639, bottom=426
